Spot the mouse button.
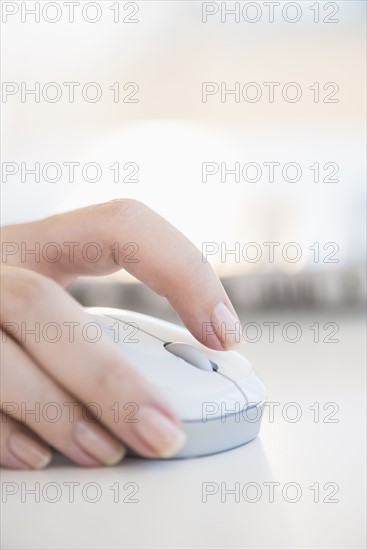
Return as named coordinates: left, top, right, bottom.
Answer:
left=164, top=342, right=214, bottom=371
left=89, top=313, right=160, bottom=346
left=87, top=313, right=207, bottom=376
left=236, top=371, right=267, bottom=404
left=207, top=350, right=254, bottom=379
left=88, top=308, right=187, bottom=343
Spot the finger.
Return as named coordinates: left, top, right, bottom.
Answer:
left=1, top=200, right=241, bottom=350
left=1, top=331, right=126, bottom=467
left=1, top=266, right=187, bottom=459
left=0, top=411, right=52, bottom=469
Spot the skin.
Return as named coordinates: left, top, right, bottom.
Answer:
left=0, top=199, right=241, bottom=469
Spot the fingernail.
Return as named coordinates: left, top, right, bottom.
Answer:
left=9, top=433, right=52, bottom=470
left=211, top=302, right=242, bottom=349
left=134, top=407, right=187, bottom=458
left=74, top=421, right=126, bottom=466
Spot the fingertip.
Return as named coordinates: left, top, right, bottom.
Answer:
left=8, top=432, right=52, bottom=470
left=210, top=302, right=243, bottom=350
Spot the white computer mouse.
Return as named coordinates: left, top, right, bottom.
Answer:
left=86, top=307, right=266, bottom=458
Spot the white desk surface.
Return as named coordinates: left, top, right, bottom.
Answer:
left=1, top=309, right=365, bottom=550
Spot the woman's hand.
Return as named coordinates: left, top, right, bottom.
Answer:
left=0, top=199, right=241, bottom=469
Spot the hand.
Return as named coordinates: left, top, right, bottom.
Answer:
left=0, top=199, right=241, bottom=469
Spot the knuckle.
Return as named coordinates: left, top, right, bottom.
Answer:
left=105, top=198, right=147, bottom=219
left=92, top=357, right=142, bottom=405
left=1, top=267, right=56, bottom=318
left=91, top=359, right=122, bottom=397
left=96, top=199, right=148, bottom=270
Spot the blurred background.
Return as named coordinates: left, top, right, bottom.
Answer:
left=1, top=0, right=366, bottom=314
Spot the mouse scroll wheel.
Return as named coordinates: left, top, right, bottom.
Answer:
left=164, top=342, right=218, bottom=372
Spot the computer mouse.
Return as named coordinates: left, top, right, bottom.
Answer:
left=86, top=307, right=266, bottom=458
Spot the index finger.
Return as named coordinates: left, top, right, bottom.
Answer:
left=1, top=200, right=242, bottom=350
